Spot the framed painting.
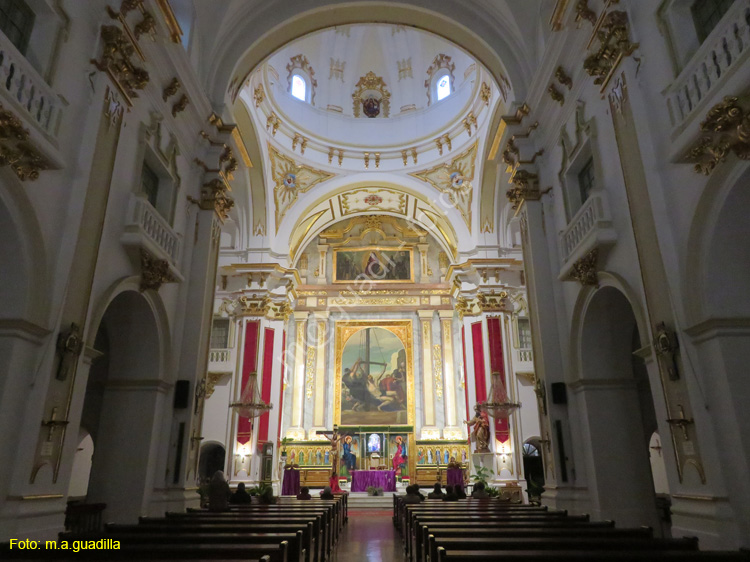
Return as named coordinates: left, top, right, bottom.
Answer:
left=334, top=320, right=415, bottom=426
left=332, top=247, right=414, bottom=283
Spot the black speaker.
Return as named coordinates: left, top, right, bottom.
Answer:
left=550, top=382, right=567, bottom=404
left=174, top=380, right=190, bottom=409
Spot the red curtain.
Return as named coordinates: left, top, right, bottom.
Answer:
left=471, top=322, right=487, bottom=403
left=237, top=320, right=260, bottom=445
left=486, top=318, right=509, bottom=443
left=257, top=328, right=275, bottom=443
left=276, top=330, right=286, bottom=443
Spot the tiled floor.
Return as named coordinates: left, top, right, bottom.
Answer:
left=332, top=512, right=407, bottom=561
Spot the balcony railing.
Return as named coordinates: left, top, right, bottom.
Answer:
left=518, top=349, right=533, bottom=363
left=558, top=192, right=617, bottom=278
left=124, top=194, right=181, bottom=264
left=209, top=349, right=230, bottom=363
left=0, top=31, right=62, bottom=138
left=666, top=0, right=750, bottom=130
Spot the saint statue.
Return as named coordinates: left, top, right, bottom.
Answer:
left=465, top=403, right=491, bottom=453
left=56, top=323, right=83, bottom=381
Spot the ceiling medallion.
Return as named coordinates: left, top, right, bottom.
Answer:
left=269, top=145, right=335, bottom=231
left=352, top=71, right=391, bottom=118
left=410, top=142, right=477, bottom=231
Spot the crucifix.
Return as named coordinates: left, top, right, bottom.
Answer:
left=317, top=425, right=343, bottom=477
left=666, top=404, right=694, bottom=441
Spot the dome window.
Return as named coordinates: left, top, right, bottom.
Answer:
left=436, top=75, right=451, bottom=101
left=291, top=74, right=307, bottom=101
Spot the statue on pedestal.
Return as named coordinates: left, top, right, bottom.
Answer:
left=465, top=403, right=491, bottom=453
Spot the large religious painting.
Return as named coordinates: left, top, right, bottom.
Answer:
left=335, top=320, right=415, bottom=426
left=333, top=247, right=414, bottom=283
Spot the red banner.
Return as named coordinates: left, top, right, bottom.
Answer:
left=277, top=330, right=286, bottom=443
left=257, top=328, right=275, bottom=443
left=237, top=320, right=260, bottom=445
left=462, top=326, right=470, bottom=422
left=471, top=322, right=487, bottom=403
left=486, top=318, right=509, bottom=443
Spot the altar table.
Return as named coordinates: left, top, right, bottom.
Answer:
left=350, top=470, right=397, bottom=492
left=281, top=467, right=300, bottom=496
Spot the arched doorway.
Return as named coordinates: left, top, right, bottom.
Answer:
left=198, top=442, right=226, bottom=482
left=80, top=290, right=163, bottom=523
left=578, top=286, right=661, bottom=530
left=67, top=429, right=94, bottom=499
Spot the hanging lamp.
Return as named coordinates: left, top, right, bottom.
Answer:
left=478, top=371, right=520, bottom=419
left=229, top=372, right=272, bottom=418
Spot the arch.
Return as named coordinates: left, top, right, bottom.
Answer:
left=199, top=441, right=227, bottom=481
left=67, top=428, right=94, bottom=498
left=283, top=178, right=464, bottom=265
left=0, top=168, right=50, bottom=326
left=573, top=283, right=661, bottom=529
left=568, top=272, right=649, bottom=385
left=685, top=159, right=750, bottom=323
left=82, top=288, right=169, bottom=523
left=211, top=1, right=530, bottom=109
left=85, top=276, right=172, bottom=382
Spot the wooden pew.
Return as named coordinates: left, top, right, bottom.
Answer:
left=435, top=548, right=750, bottom=561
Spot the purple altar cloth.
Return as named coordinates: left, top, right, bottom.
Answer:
left=281, top=468, right=300, bottom=496
left=350, top=470, right=397, bottom=492
left=446, top=468, right=464, bottom=487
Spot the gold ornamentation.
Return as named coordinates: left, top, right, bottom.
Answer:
left=410, top=142, right=477, bottom=231
left=548, top=84, right=565, bottom=106
left=570, top=248, right=599, bottom=286
left=198, top=178, right=234, bottom=222
left=172, top=94, right=189, bottom=117
left=328, top=147, right=334, bottom=164
left=438, top=252, right=450, bottom=270
left=397, top=58, right=412, bottom=80
left=340, top=188, right=408, bottom=215
left=269, top=145, right=335, bottom=230
left=443, top=135, right=452, bottom=151
left=462, top=112, right=477, bottom=136
left=401, top=150, right=408, bottom=166
left=155, top=0, right=182, bottom=43
left=305, top=344, right=316, bottom=400
left=375, top=153, right=380, bottom=168
left=266, top=113, right=281, bottom=136
left=477, top=291, right=510, bottom=313
left=480, top=82, right=491, bottom=105
left=330, top=297, right=419, bottom=306
left=432, top=345, right=443, bottom=400
left=686, top=97, right=750, bottom=175
left=425, top=54, right=455, bottom=105
left=506, top=169, right=540, bottom=209
left=134, top=11, right=156, bottom=40
left=91, top=25, right=149, bottom=106
left=238, top=294, right=270, bottom=316
left=575, top=0, right=597, bottom=25
left=556, top=66, right=573, bottom=89
left=584, top=10, right=638, bottom=91
left=364, top=152, right=370, bottom=168
left=330, top=58, right=345, bottom=81
left=139, top=249, right=176, bottom=292
left=352, top=71, right=391, bottom=117
left=0, top=105, right=49, bottom=180
left=162, top=77, right=180, bottom=101
left=287, top=54, right=317, bottom=104
left=253, top=84, right=264, bottom=107
left=340, top=290, right=408, bottom=296
left=550, top=0, right=571, bottom=31
left=206, top=372, right=226, bottom=398
left=338, top=149, right=344, bottom=166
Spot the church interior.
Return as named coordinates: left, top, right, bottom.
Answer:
left=1, top=0, right=750, bottom=559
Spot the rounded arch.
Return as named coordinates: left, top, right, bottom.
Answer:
left=568, top=272, right=650, bottom=385
left=211, top=1, right=530, bottom=108
left=282, top=178, right=466, bottom=265
left=85, top=276, right=172, bottom=383
left=198, top=441, right=227, bottom=481
left=685, top=158, right=750, bottom=324
left=0, top=168, right=50, bottom=326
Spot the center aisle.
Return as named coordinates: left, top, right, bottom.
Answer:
left=332, top=511, right=406, bottom=562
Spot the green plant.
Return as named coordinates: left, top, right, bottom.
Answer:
left=366, top=486, right=384, bottom=496
left=486, top=486, right=500, bottom=498
left=526, top=476, right=545, bottom=504
left=471, top=465, right=494, bottom=486
left=248, top=482, right=273, bottom=497
left=279, top=437, right=293, bottom=455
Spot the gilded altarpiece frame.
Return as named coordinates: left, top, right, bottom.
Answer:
left=334, top=320, right=416, bottom=427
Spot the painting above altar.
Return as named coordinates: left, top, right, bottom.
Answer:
left=333, top=247, right=413, bottom=283
left=335, top=321, right=415, bottom=425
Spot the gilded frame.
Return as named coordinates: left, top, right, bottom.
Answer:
left=332, top=246, right=414, bottom=284
left=334, top=320, right=415, bottom=426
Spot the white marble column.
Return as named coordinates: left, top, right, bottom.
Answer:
left=286, top=312, right=308, bottom=440
left=418, top=310, right=439, bottom=439
left=311, top=312, right=329, bottom=432
left=440, top=311, right=461, bottom=439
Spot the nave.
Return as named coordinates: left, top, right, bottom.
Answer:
left=4, top=491, right=750, bottom=561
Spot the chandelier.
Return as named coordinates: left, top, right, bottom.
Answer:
left=478, top=371, right=520, bottom=419
left=229, top=372, right=272, bottom=419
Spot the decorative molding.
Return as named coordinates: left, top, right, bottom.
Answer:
left=269, top=145, right=335, bottom=230
left=266, top=113, right=281, bottom=136
left=253, top=84, right=264, bottom=107
left=556, top=66, right=573, bottom=90
left=425, top=54, right=455, bottom=106
left=550, top=0, right=571, bottom=31
left=352, top=72, right=391, bottom=118
left=0, top=105, right=50, bottom=180
left=286, top=54, right=317, bottom=104
left=569, top=248, right=599, bottom=286
left=155, top=0, right=182, bottom=43
left=584, top=10, right=638, bottom=92
left=305, top=344, right=316, bottom=400
left=162, top=77, right=180, bottom=101
left=199, top=178, right=235, bottom=222
left=139, top=249, right=176, bottom=292
left=171, top=94, right=188, bottom=117
left=397, top=58, right=412, bottom=80
left=477, top=290, right=510, bottom=313
left=548, top=84, right=565, bottom=106
left=685, top=96, right=750, bottom=175
left=575, top=0, right=597, bottom=26
left=329, top=58, right=345, bottom=81
left=410, top=142, right=477, bottom=231
left=506, top=169, right=540, bottom=209
left=90, top=25, right=149, bottom=106
left=480, top=82, right=491, bottom=105
left=432, top=345, right=444, bottom=400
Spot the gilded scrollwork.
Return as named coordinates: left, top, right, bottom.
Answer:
left=583, top=10, right=638, bottom=91
left=569, top=248, right=599, bottom=286
left=432, top=345, right=444, bottom=400
left=139, top=249, right=176, bottom=292
left=686, top=97, right=750, bottom=175
left=352, top=71, right=391, bottom=117
left=506, top=169, right=540, bottom=209
left=91, top=25, right=149, bottom=105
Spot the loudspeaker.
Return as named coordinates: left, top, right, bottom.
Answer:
left=550, top=382, right=567, bottom=404
left=174, top=380, right=190, bottom=409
